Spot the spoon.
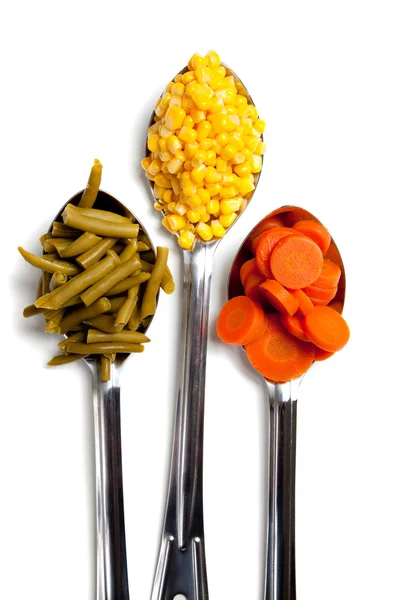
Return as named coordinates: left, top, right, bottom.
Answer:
left=228, top=205, right=346, bottom=600
left=146, top=64, right=263, bottom=600
left=50, top=189, right=158, bottom=600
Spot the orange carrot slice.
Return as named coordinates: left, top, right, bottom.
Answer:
left=239, top=258, right=259, bottom=287
left=290, top=289, right=314, bottom=316
left=328, top=300, right=343, bottom=313
left=292, top=219, right=331, bottom=254
left=313, top=346, right=335, bottom=361
left=216, top=296, right=267, bottom=345
left=312, top=258, right=341, bottom=288
left=259, top=279, right=299, bottom=316
left=302, top=284, right=338, bottom=303
left=280, top=314, right=310, bottom=341
left=245, top=215, right=285, bottom=250
left=255, top=227, right=297, bottom=277
left=303, top=306, right=350, bottom=352
left=244, top=272, right=265, bottom=305
left=270, top=234, right=323, bottom=289
left=245, top=314, right=315, bottom=382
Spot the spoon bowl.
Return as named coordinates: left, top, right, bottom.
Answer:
left=227, top=205, right=346, bottom=600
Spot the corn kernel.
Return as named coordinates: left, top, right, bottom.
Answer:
left=207, top=199, right=220, bottom=214
left=162, top=216, right=174, bottom=232
left=242, top=147, right=252, bottom=161
left=199, top=211, right=210, bottom=223
left=221, top=173, right=238, bottom=186
left=174, top=74, right=183, bottom=83
left=179, top=126, right=197, bottom=143
left=182, top=114, right=194, bottom=128
left=216, top=158, right=227, bottom=173
left=174, top=202, right=188, bottom=215
left=187, top=194, right=202, bottom=209
left=141, top=156, right=151, bottom=170
left=188, top=53, right=207, bottom=70
left=182, top=70, right=196, bottom=85
left=160, top=150, right=173, bottom=162
left=153, top=202, right=164, bottom=211
left=229, top=132, right=245, bottom=150
left=167, top=201, right=176, bottom=212
left=255, top=141, right=267, bottom=155
left=197, top=188, right=210, bottom=204
left=209, top=96, right=224, bottom=113
left=183, top=160, right=192, bottom=170
left=171, top=82, right=185, bottom=96
left=195, top=121, right=211, bottom=142
left=167, top=158, right=182, bottom=174
left=165, top=105, right=186, bottom=131
left=181, top=95, right=194, bottom=112
left=146, top=172, right=155, bottom=181
left=166, top=135, right=182, bottom=155
left=148, top=134, right=160, bottom=153
left=215, top=132, right=229, bottom=147
left=238, top=177, right=255, bottom=196
left=163, top=189, right=173, bottom=203
left=169, top=95, right=183, bottom=109
left=181, top=172, right=192, bottom=186
left=190, top=108, right=206, bottom=124
left=220, top=198, right=242, bottom=214
left=191, top=85, right=214, bottom=111
left=178, top=230, right=195, bottom=249
left=254, top=119, right=266, bottom=133
left=187, top=209, right=201, bottom=223
left=168, top=214, right=186, bottom=232
left=154, top=173, right=172, bottom=188
left=191, top=164, right=208, bottom=184
left=211, top=114, right=230, bottom=134
left=206, top=182, right=222, bottom=196
left=205, top=166, right=222, bottom=183
left=235, top=94, right=248, bottom=109
left=147, top=121, right=160, bottom=137
left=161, top=161, right=170, bottom=173
left=204, top=150, right=216, bottom=166
left=196, top=222, right=213, bottom=241
left=175, top=150, right=185, bottom=162
left=210, top=219, right=226, bottom=237
left=221, top=144, right=237, bottom=161
left=219, top=213, right=237, bottom=228
left=183, top=142, right=199, bottom=160
left=155, top=93, right=171, bottom=117
left=159, top=124, right=174, bottom=139
left=199, top=138, right=214, bottom=151
left=251, top=154, right=262, bottom=173
left=195, top=66, right=213, bottom=85
left=234, top=162, right=251, bottom=177
left=219, top=186, right=237, bottom=200
left=206, top=50, right=220, bottom=68
left=191, top=149, right=206, bottom=167
left=171, top=177, right=181, bottom=195
left=244, top=136, right=259, bottom=152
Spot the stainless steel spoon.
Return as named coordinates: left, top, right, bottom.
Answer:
left=146, top=64, right=263, bottom=600
left=50, top=189, right=158, bottom=600
left=228, top=205, right=346, bottom=600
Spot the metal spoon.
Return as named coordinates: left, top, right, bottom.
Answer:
left=50, top=189, right=158, bottom=600
left=228, top=205, right=346, bottom=600
left=146, top=65, right=263, bottom=600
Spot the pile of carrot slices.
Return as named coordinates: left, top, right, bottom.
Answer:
left=217, top=212, right=350, bottom=383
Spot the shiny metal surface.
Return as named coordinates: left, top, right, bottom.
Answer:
left=49, top=190, right=158, bottom=600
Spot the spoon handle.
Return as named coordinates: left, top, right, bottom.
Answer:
left=264, top=380, right=300, bottom=600
left=88, top=359, right=130, bottom=600
left=151, top=242, right=217, bottom=600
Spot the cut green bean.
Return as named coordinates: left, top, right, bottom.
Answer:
left=106, top=271, right=150, bottom=296
left=128, top=305, right=141, bottom=331
left=76, top=237, right=118, bottom=269
left=48, top=353, right=88, bottom=366
left=140, top=250, right=156, bottom=263
left=18, top=246, right=81, bottom=276
left=115, top=286, right=138, bottom=328
left=140, top=259, right=174, bottom=294
left=118, top=241, right=138, bottom=263
left=81, top=255, right=141, bottom=307
left=78, top=158, right=103, bottom=208
left=136, top=241, right=150, bottom=252
left=85, top=315, right=125, bottom=333
left=40, top=233, right=53, bottom=246
left=66, top=341, right=144, bottom=354
left=73, top=205, right=133, bottom=224
left=43, top=238, right=73, bottom=254
left=141, top=246, right=169, bottom=319
left=87, top=329, right=150, bottom=344
left=23, top=303, right=45, bottom=318
left=59, top=232, right=102, bottom=257
left=100, top=355, right=111, bottom=381
left=49, top=271, right=68, bottom=291
left=58, top=331, right=86, bottom=352
left=51, top=221, right=81, bottom=238
left=44, top=308, right=65, bottom=333
left=105, top=296, right=127, bottom=313
left=62, top=204, right=139, bottom=238
left=58, top=297, right=111, bottom=334
left=35, top=251, right=120, bottom=310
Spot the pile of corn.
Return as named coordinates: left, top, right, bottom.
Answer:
left=141, top=50, right=266, bottom=249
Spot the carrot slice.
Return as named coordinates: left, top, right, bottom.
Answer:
left=259, top=279, right=299, bottom=316
left=246, top=215, right=285, bottom=250
left=255, top=227, right=297, bottom=277
left=313, top=346, right=335, bottom=361
left=245, top=314, right=315, bottom=383
left=292, top=219, right=331, bottom=254
left=216, top=296, right=267, bottom=345
left=269, top=234, right=323, bottom=289
left=280, top=314, right=310, bottom=341
left=239, top=258, right=259, bottom=286
left=312, top=258, right=341, bottom=289
left=290, top=289, right=314, bottom=316
left=328, top=300, right=343, bottom=313
left=302, top=284, right=338, bottom=303
left=303, top=306, right=350, bottom=352
left=244, top=272, right=265, bottom=305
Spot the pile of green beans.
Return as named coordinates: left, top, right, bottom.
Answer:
left=19, top=159, right=174, bottom=381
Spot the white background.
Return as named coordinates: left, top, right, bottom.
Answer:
left=1, top=1, right=400, bottom=599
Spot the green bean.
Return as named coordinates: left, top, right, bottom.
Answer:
left=62, top=204, right=139, bottom=238
left=141, top=246, right=169, bottom=319
left=104, top=353, right=116, bottom=361
left=73, top=205, right=133, bottom=224
left=140, top=259, right=175, bottom=294
left=49, top=271, right=68, bottom=291
left=85, top=315, right=125, bottom=333
left=59, top=232, right=102, bottom=258
left=100, top=355, right=111, bottom=381
left=81, top=255, right=141, bottom=307
left=115, top=286, right=138, bottom=328
left=35, top=251, right=120, bottom=310
left=128, top=305, right=141, bottom=331
left=87, top=329, right=150, bottom=344
left=48, top=353, right=88, bottom=366
left=18, top=246, right=81, bottom=276
left=51, top=221, right=81, bottom=238
left=40, top=233, right=53, bottom=246
left=23, top=303, right=45, bottom=318
left=44, top=308, right=65, bottom=333
left=58, top=297, right=111, bottom=334
left=137, top=232, right=152, bottom=246
left=66, top=341, right=144, bottom=354
left=136, top=241, right=150, bottom=252
left=105, top=296, right=127, bottom=313
left=78, top=158, right=103, bottom=208
left=58, top=331, right=86, bottom=352
left=118, top=240, right=138, bottom=263
left=106, top=271, right=150, bottom=296
left=76, top=237, right=118, bottom=269
left=42, top=271, right=51, bottom=295
left=140, top=250, right=156, bottom=263
left=43, top=238, right=73, bottom=254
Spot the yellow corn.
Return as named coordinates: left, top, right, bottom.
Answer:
left=220, top=198, right=242, bottom=214
left=163, top=189, right=173, bottom=204
left=251, top=154, right=262, bottom=173
left=207, top=199, right=220, bottom=214
left=167, top=214, right=186, bottom=232
left=197, top=188, right=210, bottom=204
left=237, top=177, right=255, bottom=196
left=166, top=135, right=182, bottom=154
left=234, top=162, right=251, bottom=177
left=154, top=202, right=164, bottom=211
left=165, top=105, right=186, bottom=131
left=205, top=167, right=222, bottom=183
left=191, top=149, right=206, bottom=167
left=191, top=164, right=207, bottom=184
left=191, top=108, right=206, bottom=123
left=178, top=230, right=195, bottom=249
left=216, top=157, right=227, bottom=172
left=171, top=82, right=185, bottom=96
left=187, top=209, right=201, bottom=223
left=167, top=158, right=183, bottom=174
left=199, top=138, right=214, bottom=151
left=195, top=222, right=213, bottom=241
left=255, top=141, right=267, bottom=155
left=219, top=213, right=237, bottom=228
left=174, top=202, right=188, bottom=215
left=187, top=194, right=202, bottom=209
left=179, top=126, right=197, bottom=144
left=220, top=186, right=237, bottom=199
left=210, top=220, right=226, bottom=237
left=206, top=182, right=222, bottom=196
left=141, top=156, right=151, bottom=171
left=147, top=134, right=160, bottom=153
left=154, top=173, right=172, bottom=188
left=196, top=121, right=212, bottom=141
left=206, top=50, right=220, bottom=68
left=182, top=70, right=196, bottom=85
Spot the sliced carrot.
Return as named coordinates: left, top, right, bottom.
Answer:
left=245, top=215, right=285, bottom=250
left=259, top=279, right=299, bottom=316
left=292, top=219, right=331, bottom=254
left=312, top=258, right=341, bottom=289
left=244, top=272, right=265, bottom=305
left=216, top=296, right=267, bottom=345
left=290, top=289, right=314, bottom=316
left=245, top=314, right=315, bottom=383
left=255, top=227, right=297, bottom=277
left=328, top=300, right=343, bottom=313
left=239, top=258, right=259, bottom=287
left=283, top=210, right=304, bottom=227
left=280, top=314, right=310, bottom=342
left=313, top=346, right=335, bottom=361
left=270, top=234, right=323, bottom=289
left=306, top=296, right=332, bottom=306
left=303, top=306, right=350, bottom=352
left=302, top=284, right=338, bottom=303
